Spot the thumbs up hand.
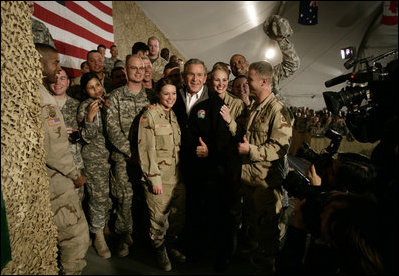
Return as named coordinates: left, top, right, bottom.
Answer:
left=196, top=137, right=209, bottom=158
left=305, top=164, right=322, bottom=187
left=238, top=135, right=250, bottom=155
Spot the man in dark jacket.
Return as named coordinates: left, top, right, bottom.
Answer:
left=173, top=58, right=243, bottom=270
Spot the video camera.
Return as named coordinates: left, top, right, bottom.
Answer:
left=283, top=129, right=343, bottom=238
left=284, top=128, right=342, bottom=199
left=296, top=128, right=342, bottom=177
left=322, top=48, right=398, bottom=143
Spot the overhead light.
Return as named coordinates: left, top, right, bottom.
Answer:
left=246, top=3, right=257, bottom=27
left=340, top=46, right=355, bottom=60
left=265, top=48, right=276, bottom=59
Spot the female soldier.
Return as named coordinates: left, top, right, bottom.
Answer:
left=138, top=78, right=185, bottom=272
left=78, top=72, right=112, bottom=259
left=211, top=64, right=245, bottom=129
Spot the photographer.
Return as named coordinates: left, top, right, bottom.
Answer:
left=369, top=59, right=398, bottom=275
left=77, top=72, right=113, bottom=259
left=276, top=192, right=383, bottom=274
left=306, top=152, right=378, bottom=196
left=278, top=151, right=381, bottom=274
left=323, top=53, right=398, bottom=273
left=278, top=51, right=398, bottom=274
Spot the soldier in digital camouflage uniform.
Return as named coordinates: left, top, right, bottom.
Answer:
left=138, top=78, right=186, bottom=271
left=49, top=69, right=85, bottom=200
left=77, top=72, right=113, bottom=259
left=36, top=43, right=89, bottom=275
left=29, top=2, right=55, bottom=48
left=263, top=15, right=300, bottom=247
left=229, top=15, right=300, bottom=97
left=104, top=55, right=154, bottom=257
left=31, top=18, right=55, bottom=47
left=230, top=61, right=293, bottom=274
left=263, top=15, right=300, bottom=96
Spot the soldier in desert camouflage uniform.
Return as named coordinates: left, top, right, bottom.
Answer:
left=36, top=43, right=89, bottom=275
left=104, top=55, right=154, bottom=257
left=49, top=69, right=85, bottom=200
left=147, top=36, right=168, bottom=82
left=78, top=72, right=112, bottom=259
left=138, top=78, right=186, bottom=271
left=230, top=61, right=293, bottom=274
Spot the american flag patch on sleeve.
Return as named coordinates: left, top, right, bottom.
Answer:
left=47, top=118, right=61, bottom=127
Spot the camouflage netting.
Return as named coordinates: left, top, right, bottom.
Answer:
left=1, top=1, right=58, bottom=275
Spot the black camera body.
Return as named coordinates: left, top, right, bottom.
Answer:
left=283, top=128, right=342, bottom=198
left=97, top=96, right=111, bottom=109
left=296, top=128, right=342, bottom=178
left=322, top=49, right=398, bottom=143
left=69, top=130, right=82, bottom=144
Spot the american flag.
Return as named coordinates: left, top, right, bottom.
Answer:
left=298, top=1, right=318, bottom=25
left=381, top=1, right=398, bottom=25
left=32, top=1, right=114, bottom=78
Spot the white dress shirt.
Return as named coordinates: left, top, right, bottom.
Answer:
left=185, top=86, right=204, bottom=115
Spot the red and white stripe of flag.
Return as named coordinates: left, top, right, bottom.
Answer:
left=33, top=1, right=114, bottom=78
left=381, top=1, right=398, bottom=25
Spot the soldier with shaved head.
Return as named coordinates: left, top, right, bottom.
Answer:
left=35, top=43, right=89, bottom=274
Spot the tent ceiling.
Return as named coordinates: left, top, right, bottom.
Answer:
left=136, top=1, right=398, bottom=109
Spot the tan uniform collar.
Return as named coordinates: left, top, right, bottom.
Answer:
left=254, top=92, right=275, bottom=111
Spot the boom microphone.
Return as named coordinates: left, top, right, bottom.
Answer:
left=324, top=73, right=352, bottom=88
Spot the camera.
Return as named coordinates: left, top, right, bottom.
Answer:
left=69, top=130, right=82, bottom=144
left=296, top=128, right=342, bottom=177
left=283, top=169, right=333, bottom=238
left=322, top=48, right=398, bottom=143
left=97, top=98, right=104, bottom=109
left=283, top=128, right=343, bottom=237
left=96, top=95, right=111, bottom=109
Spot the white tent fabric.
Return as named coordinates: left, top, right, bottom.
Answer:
left=136, top=1, right=398, bottom=110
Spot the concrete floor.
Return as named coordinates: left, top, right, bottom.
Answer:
left=82, top=232, right=259, bottom=275
left=81, top=155, right=308, bottom=275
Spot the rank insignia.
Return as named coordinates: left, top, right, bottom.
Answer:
left=197, top=109, right=206, bottom=119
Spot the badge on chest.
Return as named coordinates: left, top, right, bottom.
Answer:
left=197, top=109, right=206, bottom=119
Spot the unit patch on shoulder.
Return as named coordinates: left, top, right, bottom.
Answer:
left=48, top=106, right=57, bottom=118
left=197, top=109, right=206, bottom=119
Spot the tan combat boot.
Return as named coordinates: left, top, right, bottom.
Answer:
left=168, top=248, right=186, bottom=263
left=155, top=245, right=172, bottom=271
left=117, top=233, right=133, bottom=257
left=93, top=230, right=111, bottom=259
